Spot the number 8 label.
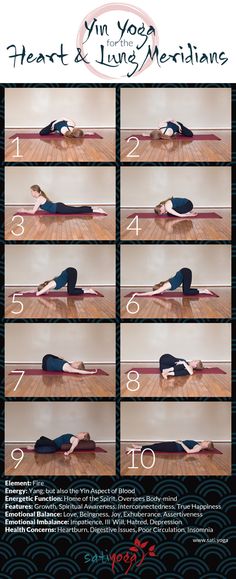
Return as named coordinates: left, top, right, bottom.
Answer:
left=126, top=370, right=140, bottom=392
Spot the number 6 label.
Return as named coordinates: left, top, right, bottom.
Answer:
left=126, top=295, right=140, bottom=314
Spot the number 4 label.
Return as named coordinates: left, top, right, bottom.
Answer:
left=127, top=216, right=142, bottom=237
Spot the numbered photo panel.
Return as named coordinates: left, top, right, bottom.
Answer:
left=120, top=402, right=231, bottom=476
left=121, top=244, right=231, bottom=319
left=121, top=166, right=231, bottom=241
left=5, top=87, right=116, bottom=162
left=5, top=244, right=115, bottom=319
left=5, top=166, right=116, bottom=241
left=121, top=323, right=231, bottom=398
left=120, top=87, right=231, bottom=162
left=5, top=323, right=116, bottom=398
left=5, top=402, right=116, bottom=476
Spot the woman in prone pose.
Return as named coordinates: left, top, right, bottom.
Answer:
left=39, top=118, right=84, bottom=138
left=127, top=440, right=214, bottom=454
left=20, top=185, right=106, bottom=215
left=35, top=266, right=96, bottom=297
left=27, top=431, right=91, bottom=456
left=42, top=354, right=97, bottom=375
left=159, top=353, right=203, bottom=380
left=154, top=196, right=197, bottom=218
left=150, top=120, right=193, bottom=140
left=132, top=267, right=212, bottom=298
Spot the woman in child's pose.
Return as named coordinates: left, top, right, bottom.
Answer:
left=150, top=120, right=193, bottom=140
left=154, top=196, right=197, bottom=218
left=39, top=118, right=83, bottom=138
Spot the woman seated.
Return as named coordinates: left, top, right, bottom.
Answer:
left=154, top=197, right=197, bottom=218
left=150, top=120, right=193, bottom=140
left=159, top=353, right=203, bottom=380
left=127, top=440, right=214, bottom=454
left=132, top=267, right=212, bottom=298
left=20, top=185, right=106, bottom=215
left=27, top=432, right=91, bottom=456
left=39, top=118, right=83, bottom=138
left=42, top=354, right=97, bottom=375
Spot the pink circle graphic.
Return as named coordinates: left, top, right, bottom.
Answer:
left=76, top=3, right=158, bottom=79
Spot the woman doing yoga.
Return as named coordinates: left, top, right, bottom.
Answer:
left=132, top=267, right=212, bottom=298
left=159, top=353, right=203, bottom=380
left=127, top=440, right=214, bottom=454
left=27, top=432, right=91, bottom=456
left=150, top=120, right=193, bottom=140
left=20, top=185, right=106, bottom=215
left=39, top=118, right=84, bottom=138
left=35, top=266, right=96, bottom=297
left=42, top=354, right=97, bottom=375
left=154, top=196, right=197, bottom=217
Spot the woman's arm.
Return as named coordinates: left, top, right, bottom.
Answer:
left=175, top=361, right=193, bottom=375
left=133, top=281, right=171, bottom=297
left=64, top=364, right=97, bottom=375
left=21, top=197, right=43, bottom=214
left=176, top=441, right=201, bottom=454
left=36, top=280, right=56, bottom=296
left=64, top=437, right=78, bottom=456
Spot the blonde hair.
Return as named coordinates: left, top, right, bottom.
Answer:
left=150, top=129, right=171, bottom=140
left=83, top=432, right=90, bottom=441
left=195, top=360, right=204, bottom=370
left=37, top=280, right=52, bottom=292
left=31, top=184, right=50, bottom=201
left=76, top=361, right=85, bottom=370
left=152, top=280, right=169, bottom=291
left=64, top=127, right=84, bottom=138
left=206, top=441, right=214, bottom=450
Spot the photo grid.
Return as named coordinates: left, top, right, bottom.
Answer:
left=3, top=85, right=232, bottom=478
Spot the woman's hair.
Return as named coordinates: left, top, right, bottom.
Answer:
left=76, top=361, right=85, bottom=370
left=37, top=280, right=52, bottom=292
left=154, top=198, right=173, bottom=215
left=206, top=441, right=214, bottom=450
left=83, top=432, right=90, bottom=441
left=152, top=280, right=169, bottom=291
left=150, top=129, right=171, bottom=140
left=195, top=360, right=204, bottom=370
left=64, top=127, right=84, bottom=138
left=31, top=184, right=50, bottom=200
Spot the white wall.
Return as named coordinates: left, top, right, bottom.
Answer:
left=5, top=402, right=115, bottom=442
left=5, top=323, right=115, bottom=363
left=121, top=166, right=231, bottom=208
left=121, top=245, right=231, bottom=286
left=121, top=88, right=231, bottom=129
left=121, top=402, right=231, bottom=441
left=5, top=245, right=115, bottom=286
left=5, top=88, right=115, bottom=127
left=121, top=323, right=231, bottom=362
left=5, top=166, right=115, bottom=205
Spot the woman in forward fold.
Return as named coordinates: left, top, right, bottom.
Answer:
left=149, top=119, right=193, bottom=140
left=154, top=196, right=197, bottom=218
left=131, top=267, right=212, bottom=299
left=39, top=118, right=84, bottom=137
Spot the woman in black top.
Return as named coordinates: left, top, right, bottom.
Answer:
left=159, top=353, right=203, bottom=379
left=126, top=440, right=214, bottom=454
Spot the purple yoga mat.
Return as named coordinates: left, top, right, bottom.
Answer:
left=8, top=290, right=104, bottom=298
left=126, top=134, right=221, bottom=141
left=127, top=367, right=226, bottom=375
left=15, top=210, right=108, bottom=217
left=127, top=448, right=222, bottom=455
left=124, top=291, right=219, bottom=298
left=9, top=368, right=109, bottom=376
left=127, top=212, right=222, bottom=219
left=19, top=446, right=107, bottom=453
left=10, top=132, right=103, bottom=140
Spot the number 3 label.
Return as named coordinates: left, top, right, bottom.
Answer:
left=11, top=215, right=25, bottom=237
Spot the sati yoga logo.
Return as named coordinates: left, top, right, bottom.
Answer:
left=85, top=538, right=156, bottom=575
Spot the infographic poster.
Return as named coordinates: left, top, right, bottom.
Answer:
left=0, top=1, right=235, bottom=577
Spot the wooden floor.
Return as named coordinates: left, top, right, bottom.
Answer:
left=121, top=209, right=231, bottom=241
left=5, top=129, right=116, bottom=162
left=5, top=443, right=115, bottom=476
left=120, top=443, right=231, bottom=476
left=121, top=287, right=231, bottom=319
left=121, top=363, right=231, bottom=398
left=5, top=364, right=115, bottom=398
left=120, top=130, right=231, bottom=162
left=5, top=206, right=116, bottom=241
left=5, top=287, right=116, bottom=319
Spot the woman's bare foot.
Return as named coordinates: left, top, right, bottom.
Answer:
left=162, top=371, right=168, bottom=380
left=200, top=289, right=212, bottom=294
left=126, top=444, right=141, bottom=452
left=26, top=445, right=34, bottom=450
left=84, top=288, right=97, bottom=294
left=93, top=207, right=107, bottom=214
